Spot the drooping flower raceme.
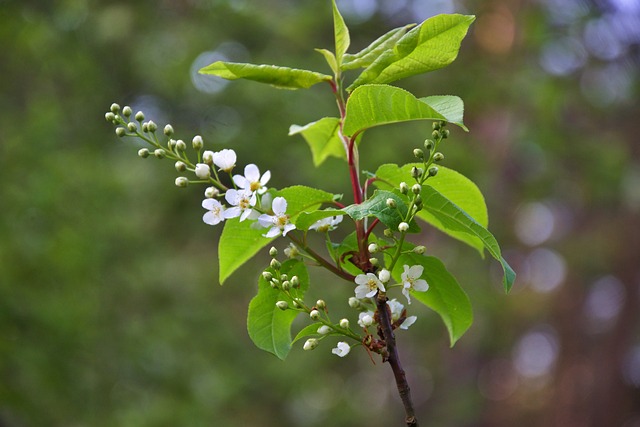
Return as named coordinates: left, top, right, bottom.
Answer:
left=233, top=164, right=271, bottom=194
left=332, top=342, right=351, bottom=357
left=212, top=149, right=237, bottom=172
left=388, top=299, right=417, bottom=330
left=202, top=198, right=226, bottom=226
left=354, top=273, right=386, bottom=299
left=224, top=189, right=258, bottom=221
left=257, top=196, right=295, bottom=238
left=309, top=215, right=343, bottom=232
left=401, top=265, right=429, bottom=304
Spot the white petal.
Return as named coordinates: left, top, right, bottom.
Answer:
left=258, top=214, right=275, bottom=228
left=282, top=223, right=296, bottom=236
left=225, top=189, right=239, bottom=205
left=264, top=227, right=281, bottom=238
left=332, top=342, right=351, bottom=357
left=203, top=211, right=221, bottom=225
left=271, top=197, right=287, bottom=215
left=223, top=207, right=241, bottom=219
left=202, top=198, right=218, bottom=210
left=260, top=170, right=271, bottom=186
left=402, top=287, right=412, bottom=304
left=408, top=265, right=424, bottom=278
left=233, top=174, right=249, bottom=189
left=244, top=164, right=260, bottom=181
left=413, top=279, right=429, bottom=292
left=400, top=316, right=417, bottom=330
left=354, top=284, right=369, bottom=299
left=240, top=208, right=255, bottom=221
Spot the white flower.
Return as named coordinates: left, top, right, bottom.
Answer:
left=284, top=243, right=299, bottom=258
left=358, top=311, right=375, bottom=327
left=257, top=196, right=296, bottom=238
left=332, top=341, right=351, bottom=357
left=401, top=265, right=429, bottom=304
left=378, top=268, right=391, bottom=283
left=202, top=198, right=226, bottom=226
left=195, top=163, right=211, bottom=179
left=387, top=298, right=417, bottom=330
left=400, top=316, right=417, bottom=330
left=309, top=215, right=343, bottom=232
left=354, top=272, right=386, bottom=299
left=224, top=189, right=258, bottom=221
left=233, top=164, right=271, bottom=194
left=212, top=149, right=237, bottom=172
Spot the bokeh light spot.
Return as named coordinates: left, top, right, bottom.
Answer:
left=515, top=202, right=555, bottom=246
left=513, top=327, right=559, bottom=378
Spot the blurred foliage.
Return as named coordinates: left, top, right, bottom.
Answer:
left=1, top=0, right=639, bottom=426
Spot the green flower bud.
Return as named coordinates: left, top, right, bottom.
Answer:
left=141, top=122, right=149, bottom=133
left=386, top=198, right=396, bottom=208
left=127, top=122, right=137, bottom=132
left=204, top=186, right=219, bottom=198
left=432, top=130, right=440, bottom=139
left=175, top=161, right=187, bottom=172
left=175, top=139, right=187, bottom=151
left=269, top=258, right=281, bottom=270
left=411, top=183, right=421, bottom=194
left=303, top=338, right=318, bottom=351
left=154, top=148, right=166, bottom=159
left=369, top=257, right=379, bottom=266
left=122, top=106, right=132, bottom=117
left=411, top=166, right=422, bottom=179
left=442, top=129, right=450, bottom=139
left=270, top=278, right=280, bottom=288
left=310, top=309, right=320, bottom=320
left=138, top=148, right=150, bottom=158
left=135, top=111, right=145, bottom=122
left=175, top=177, right=189, bottom=188
left=348, top=297, right=360, bottom=308
left=339, top=318, right=350, bottom=329
left=368, top=243, right=379, bottom=253
left=383, top=228, right=394, bottom=238
left=414, top=195, right=423, bottom=209
left=292, top=298, right=303, bottom=309
left=316, top=299, right=326, bottom=310
left=168, top=139, right=177, bottom=150
left=398, top=222, right=409, bottom=232
left=428, top=167, right=439, bottom=177
left=147, top=121, right=157, bottom=133
left=269, top=247, right=278, bottom=257
left=399, top=182, right=409, bottom=194
left=432, top=121, right=441, bottom=131
left=317, top=325, right=332, bottom=335
left=276, top=301, right=288, bottom=311
left=164, top=124, right=174, bottom=136
left=378, top=268, right=390, bottom=283
left=282, top=281, right=291, bottom=291
left=110, top=103, right=121, bottom=113
left=433, top=152, right=444, bottom=162
left=290, top=276, right=300, bottom=288
left=115, top=127, right=126, bottom=137
left=413, top=245, right=426, bottom=254
left=413, top=148, right=424, bottom=159
left=424, top=139, right=434, bottom=150
left=192, top=135, right=203, bottom=150
left=105, top=112, right=116, bottom=123
left=262, top=271, right=273, bottom=281
left=280, top=274, right=288, bottom=281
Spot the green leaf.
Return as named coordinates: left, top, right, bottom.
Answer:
left=295, top=209, right=346, bottom=231
left=375, top=164, right=487, bottom=254
left=218, top=217, right=274, bottom=285
left=390, top=251, right=472, bottom=346
left=342, top=24, right=416, bottom=70
left=277, top=185, right=336, bottom=221
left=247, top=259, right=309, bottom=359
left=199, top=61, right=332, bottom=90
left=420, top=185, right=515, bottom=291
left=332, top=0, right=350, bottom=67
left=289, top=118, right=345, bottom=166
left=347, top=14, right=475, bottom=91
left=343, top=190, right=419, bottom=233
left=315, top=48, right=339, bottom=75
left=342, top=85, right=467, bottom=138
left=292, top=323, right=322, bottom=345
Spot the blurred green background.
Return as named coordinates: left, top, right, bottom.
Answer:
left=1, top=0, right=639, bottom=426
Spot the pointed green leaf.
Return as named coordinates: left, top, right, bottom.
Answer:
left=292, top=323, right=322, bottom=345
left=289, top=118, right=346, bottom=166
left=342, top=24, right=416, bottom=70
left=347, top=14, right=475, bottom=91
left=199, top=61, right=332, bottom=90
left=247, top=259, right=309, bottom=359
left=332, top=0, right=350, bottom=66
left=342, top=85, right=467, bottom=137
left=375, top=163, right=487, bottom=254
left=343, top=190, right=419, bottom=233
left=278, top=185, right=336, bottom=221
left=315, top=48, right=339, bottom=75
left=218, top=217, right=274, bottom=284
left=390, top=251, right=472, bottom=346
left=295, top=208, right=346, bottom=231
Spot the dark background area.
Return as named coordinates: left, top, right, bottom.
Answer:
left=1, top=0, right=639, bottom=426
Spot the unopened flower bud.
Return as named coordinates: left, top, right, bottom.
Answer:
left=339, top=318, right=350, bottom=329
left=413, top=245, right=426, bottom=254
left=204, top=186, right=219, bottom=198
left=432, top=121, right=441, bottom=131
left=175, top=140, right=187, bottom=151
left=262, top=271, right=273, bottom=281
left=175, top=161, right=187, bottom=172
left=203, top=150, right=214, bottom=165
left=269, top=247, right=278, bottom=257
left=361, top=314, right=374, bottom=326
left=192, top=135, right=203, bottom=150
left=175, top=177, right=189, bottom=188
left=411, top=184, right=421, bottom=194
left=147, top=121, right=157, bottom=132
left=399, top=182, right=409, bottom=194
left=280, top=274, right=288, bottom=281
left=195, top=163, right=211, bottom=179
left=432, top=130, right=440, bottom=139
left=110, top=103, right=121, bottom=113
left=127, top=122, right=137, bottom=132
left=270, top=278, right=280, bottom=288
left=386, top=198, right=396, bottom=208
left=424, top=139, right=434, bottom=150
left=411, top=166, right=422, bottom=179
left=428, top=167, right=439, bottom=177
left=317, top=325, right=332, bottom=335
left=135, top=111, right=145, bottom=121
left=269, top=258, right=280, bottom=269
left=138, top=148, right=150, bottom=158
left=276, top=301, right=288, bottom=311
left=303, top=338, right=318, bottom=351
left=164, top=124, right=174, bottom=136
left=369, top=257, right=379, bottom=266
left=383, top=228, right=394, bottom=237
left=122, top=106, right=132, bottom=117
left=398, top=222, right=409, bottom=232
left=141, top=122, right=149, bottom=133
left=433, top=152, right=444, bottom=162
left=368, top=243, right=379, bottom=253
left=316, top=299, right=326, bottom=310
left=168, top=139, right=177, bottom=150
left=442, top=129, right=450, bottom=139
left=413, top=148, right=424, bottom=159
left=154, top=148, right=166, bottom=158
left=310, top=310, right=321, bottom=320
left=105, top=112, right=116, bottom=122
left=348, top=297, right=360, bottom=308
left=115, top=127, right=126, bottom=137
left=282, top=281, right=291, bottom=291
left=378, top=269, right=390, bottom=283
left=290, top=276, right=300, bottom=287
left=292, top=299, right=303, bottom=309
